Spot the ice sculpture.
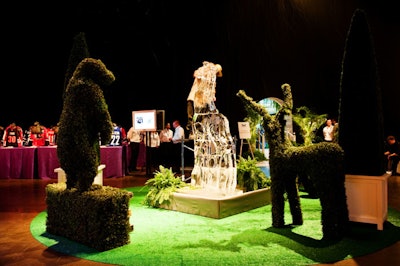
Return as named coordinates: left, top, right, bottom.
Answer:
left=187, top=61, right=238, bottom=196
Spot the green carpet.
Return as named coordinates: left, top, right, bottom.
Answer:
left=31, top=186, right=400, bottom=266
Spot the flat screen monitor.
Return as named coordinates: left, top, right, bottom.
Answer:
left=132, top=110, right=157, bottom=131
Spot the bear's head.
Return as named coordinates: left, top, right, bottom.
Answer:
left=68, top=58, right=115, bottom=89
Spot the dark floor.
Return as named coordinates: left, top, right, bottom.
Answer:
left=0, top=171, right=399, bottom=266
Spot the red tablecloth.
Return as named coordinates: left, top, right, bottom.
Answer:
left=0, top=147, right=36, bottom=179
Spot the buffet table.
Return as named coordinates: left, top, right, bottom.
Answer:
left=0, top=146, right=126, bottom=179
left=0, top=147, right=36, bottom=179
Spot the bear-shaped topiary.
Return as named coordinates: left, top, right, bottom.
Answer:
left=57, top=58, right=115, bottom=192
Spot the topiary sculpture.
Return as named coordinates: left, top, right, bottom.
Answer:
left=57, top=58, right=115, bottom=192
left=237, top=84, right=349, bottom=240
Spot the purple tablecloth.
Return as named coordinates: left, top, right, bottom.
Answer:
left=122, top=143, right=130, bottom=175
left=36, top=146, right=60, bottom=179
left=0, top=147, right=36, bottom=179
left=100, top=146, right=124, bottom=178
left=0, top=146, right=126, bottom=179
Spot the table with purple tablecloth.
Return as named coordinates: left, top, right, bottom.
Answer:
left=0, top=147, right=36, bottom=179
left=36, top=145, right=126, bottom=179
left=100, top=146, right=124, bottom=178
left=122, top=143, right=130, bottom=175
left=36, top=146, right=60, bottom=179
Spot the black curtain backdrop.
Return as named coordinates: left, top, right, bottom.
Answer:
left=1, top=0, right=399, bottom=139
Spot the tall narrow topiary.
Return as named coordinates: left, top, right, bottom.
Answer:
left=62, top=32, right=91, bottom=100
left=57, top=58, right=114, bottom=192
left=338, top=9, right=385, bottom=176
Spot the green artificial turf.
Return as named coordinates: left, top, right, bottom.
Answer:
left=31, top=186, right=400, bottom=266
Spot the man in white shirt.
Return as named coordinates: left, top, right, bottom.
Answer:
left=171, top=120, right=185, bottom=173
left=323, top=119, right=334, bottom=142
left=172, top=120, right=184, bottom=144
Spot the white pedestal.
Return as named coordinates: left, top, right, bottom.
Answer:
left=345, top=173, right=389, bottom=230
left=54, top=164, right=106, bottom=185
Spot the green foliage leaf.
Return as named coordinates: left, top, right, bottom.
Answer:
left=292, top=106, right=327, bottom=146
left=143, top=166, right=187, bottom=207
left=236, top=157, right=271, bottom=192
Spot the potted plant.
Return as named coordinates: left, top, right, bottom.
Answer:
left=338, top=9, right=388, bottom=230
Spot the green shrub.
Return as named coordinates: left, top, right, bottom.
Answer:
left=237, top=156, right=271, bottom=192
left=143, top=166, right=188, bottom=207
left=46, top=183, right=133, bottom=251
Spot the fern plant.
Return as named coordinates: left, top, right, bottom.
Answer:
left=237, top=156, right=271, bottom=192
left=143, top=166, right=187, bottom=207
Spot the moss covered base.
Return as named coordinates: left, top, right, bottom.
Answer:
left=45, top=183, right=133, bottom=251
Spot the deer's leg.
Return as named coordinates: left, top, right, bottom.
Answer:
left=286, top=174, right=303, bottom=225
left=271, top=176, right=286, bottom=227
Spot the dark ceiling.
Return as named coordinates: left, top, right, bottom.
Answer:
left=1, top=0, right=399, bottom=138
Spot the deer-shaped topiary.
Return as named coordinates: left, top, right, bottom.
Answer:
left=237, top=83, right=349, bottom=240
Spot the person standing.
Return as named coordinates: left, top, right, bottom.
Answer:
left=127, top=127, right=143, bottom=172
left=144, top=130, right=160, bottom=173
left=171, top=120, right=185, bottom=173
left=109, top=123, right=122, bottom=146
left=118, top=124, right=127, bottom=144
left=384, top=135, right=400, bottom=176
left=159, top=122, right=173, bottom=168
left=322, top=119, right=334, bottom=142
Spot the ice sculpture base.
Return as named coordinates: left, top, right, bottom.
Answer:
left=160, top=187, right=271, bottom=219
